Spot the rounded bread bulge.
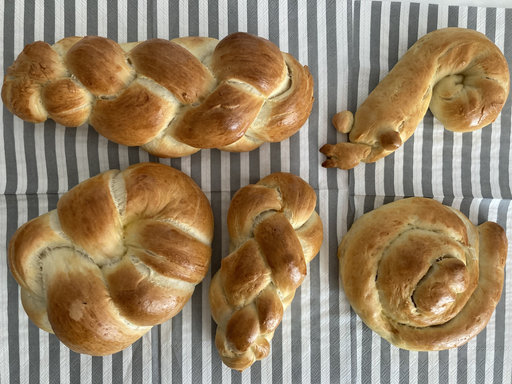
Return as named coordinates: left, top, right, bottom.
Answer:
left=339, top=197, right=507, bottom=351
left=321, top=27, right=510, bottom=170
left=8, top=162, right=214, bottom=355
left=209, top=172, right=323, bottom=371
left=2, top=32, right=314, bottom=158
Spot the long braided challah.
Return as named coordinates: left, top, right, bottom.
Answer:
left=2, top=32, right=314, bottom=157
left=339, top=197, right=507, bottom=350
left=8, top=163, right=214, bottom=355
left=209, top=172, right=323, bottom=371
left=321, top=27, right=510, bottom=170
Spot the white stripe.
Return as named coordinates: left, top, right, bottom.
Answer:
left=138, top=0, right=147, bottom=41
left=17, top=196, right=29, bottom=384
left=428, top=350, right=439, bottom=384
left=354, top=1, right=372, bottom=198
left=201, top=191, right=212, bottom=384
left=0, top=196, right=8, bottom=384
left=14, top=0, right=26, bottom=196
left=317, top=0, right=328, bottom=192
left=80, top=354, right=92, bottom=384
left=237, top=0, right=247, bottom=32
left=181, top=301, right=192, bottom=384
left=118, top=0, right=128, bottom=43
left=338, top=190, right=351, bottom=381
left=0, top=0, right=5, bottom=195
left=503, top=203, right=512, bottom=384
left=198, top=0, right=208, bottom=36
left=297, top=0, right=309, bottom=184
left=160, top=321, right=172, bottom=384
left=157, top=0, right=169, bottom=39
left=218, top=0, right=228, bottom=39
left=319, top=193, right=330, bottom=381
left=75, top=0, right=86, bottom=36
left=98, top=0, right=107, bottom=37
left=123, top=345, right=133, bottom=384
left=335, top=0, right=349, bottom=193
left=278, top=0, right=289, bottom=174
left=220, top=173, right=231, bottom=384
left=142, top=330, right=152, bottom=383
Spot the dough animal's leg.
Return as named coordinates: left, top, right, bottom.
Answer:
left=320, top=111, right=371, bottom=170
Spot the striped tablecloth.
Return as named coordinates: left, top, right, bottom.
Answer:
left=1, top=1, right=511, bottom=383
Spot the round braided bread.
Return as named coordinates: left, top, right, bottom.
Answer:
left=321, top=27, right=510, bottom=170
left=209, top=172, right=323, bottom=371
left=339, top=197, right=507, bottom=351
left=2, top=33, right=314, bottom=157
left=8, top=163, right=214, bottom=355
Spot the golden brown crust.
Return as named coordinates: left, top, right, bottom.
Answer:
left=339, top=197, right=507, bottom=351
left=322, top=27, right=510, bottom=169
left=8, top=163, right=214, bottom=355
left=65, top=36, right=134, bottom=97
left=3, top=33, right=314, bottom=157
left=209, top=172, right=323, bottom=371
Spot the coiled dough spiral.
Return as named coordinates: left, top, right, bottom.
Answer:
left=8, top=163, right=214, bottom=355
left=209, top=173, right=323, bottom=371
left=2, top=32, right=314, bottom=157
left=339, top=197, right=507, bottom=350
left=321, top=27, right=510, bottom=170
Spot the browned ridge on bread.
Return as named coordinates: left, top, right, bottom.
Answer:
left=321, top=27, right=510, bottom=169
left=8, top=163, right=214, bottom=355
left=339, top=197, right=507, bottom=351
left=2, top=32, right=314, bottom=157
left=209, top=172, right=323, bottom=371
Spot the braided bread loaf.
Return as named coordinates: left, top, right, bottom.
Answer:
left=8, top=163, right=214, bottom=355
left=321, top=27, right=510, bottom=170
left=339, top=197, right=507, bottom=350
left=209, top=173, right=323, bottom=371
left=2, top=32, right=314, bottom=157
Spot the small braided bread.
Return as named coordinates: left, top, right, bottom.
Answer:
left=321, top=27, right=510, bottom=170
left=339, top=197, right=507, bottom=351
left=2, top=32, right=314, bottom=158
left=209, top=172, right=323, bottom=371
left=8, top=163, right=214, bottom=355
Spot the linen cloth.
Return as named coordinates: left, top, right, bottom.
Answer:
left=1, top=1, right=511, bottom=383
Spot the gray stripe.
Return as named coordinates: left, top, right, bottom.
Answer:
left=287, top=0, right=300, bottom=179
left=147, top=0, right=156, bottom=40
left=307, top=0, right=319, bottom=190
left=189, top=3, right=203, bottom=384
left=207, top=1, right=224, bottom=382
left=151, top=326, right=161, bottom=384
left=112, top=351, right=123, bottom=384
left=227, top=0, right=237, bottom=34
left=475, top=198, right=492, bottom=384
left=107, top=0, right=120, bottom=171
left=327, top=1, right=341, bottom=381
left=439, top=349, right=449, bottom=384
left=268, top=0, right=281, bottom=176
left=500, top=10, right=512, bottom=199
left=383, top=2, right=401, bottom=198
left=402, top=2, right=419, bottom=199
left=27, top=195, right=40, bottom=384
left=349, top=3, right=360, bottom=381
left=287, top=3, right=302, bottom=382
left=480, top=9, right=497, bottom=198
left=493, top=199, right=509, bottom=384
left=169, top=0, right=179, bottom=40
left=418, top=352, right=428, bottom=384
left=132, top=338, right=143, bottom=384
left=6, top=191, right=19, bottom=384
left=247, top=0, right=261, bottom=185
left=361, top=195, right=378, bottom=384
left=420, top=4, right=439, bottom=199
left=443, top=5, right=458, bottom=206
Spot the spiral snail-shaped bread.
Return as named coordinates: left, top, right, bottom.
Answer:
left=339, top=197, right=507, bottom=350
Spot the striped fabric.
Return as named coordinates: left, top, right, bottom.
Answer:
left=0, top=1, right=511, bottom=383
